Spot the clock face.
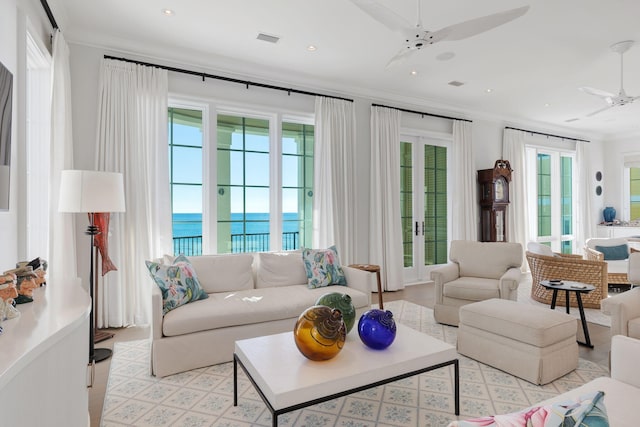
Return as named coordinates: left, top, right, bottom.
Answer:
left=495, top=177, right=505, bottom=200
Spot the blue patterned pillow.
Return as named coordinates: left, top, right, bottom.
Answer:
left=302, top=246, right=347, bottom=289
left=595, top=244, right=628, bottom=260
left=146, top=254, right=208, bottom=315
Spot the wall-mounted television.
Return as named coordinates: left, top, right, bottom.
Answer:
left=0, top=59, right=13, bottom=211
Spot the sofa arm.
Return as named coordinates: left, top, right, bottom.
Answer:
left=611, top=335, right=640, bottom=387
left=151, top=285, right=164, bottom=340
left=601, top=287, right=640, bottom=336
left=498, top=267, right=522, bottom=299
left=430, top=263, right=460, bottom=304
left=343, top=266, right=374, bottom=306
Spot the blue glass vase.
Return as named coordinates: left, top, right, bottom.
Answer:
left=603, top=206, right=616, bottom=222
left=357, top=309, right=396, bottom=350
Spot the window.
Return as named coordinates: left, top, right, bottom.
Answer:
left=528, top=148, right=576, bottom=253
left=630, top=167, right=640, bottom=220
left=169, top=105, right=313, bottom=255
left=169, top=107, right=203, bottom=256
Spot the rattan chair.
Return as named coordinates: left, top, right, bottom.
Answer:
left=526, top=250, right=608, bottom=309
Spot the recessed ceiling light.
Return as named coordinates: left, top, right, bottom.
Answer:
left=485, top=88, right=493, bottom=93
left=307, top=45, right=317, bottom=52
left=436, top=51, right=455, bottom=61
left=544, top=103, right=551, bottom=107
left=410, top=70, right=418, bottom=76
left=161, top=9, right=175, bottom=16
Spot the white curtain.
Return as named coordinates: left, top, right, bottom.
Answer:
left=502, top=128, right=529, bottom=269
left=48, top=30, right=77, bottom=286
left=95, top=59, right=172, bottom=327
left=451, top=120, right=478, bottom=241
left=576, top=142, right=594, bottom=252
left=313, top=97, right=356, bottom=264
left=369, top=106, right=403, bottom=291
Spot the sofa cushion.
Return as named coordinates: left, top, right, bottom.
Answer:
left=256, top=251, right=307, bottom=288
left=302, top=246, right=347, bottom=288
left=146, top=255, right=209, bottom=315
left=164, top=253, right=254, bottom=293
left=596, top=244, right=629, bottom=260
left=442, top=277, right=500, bottom=302
left=161, top=285, right=369, bottom=337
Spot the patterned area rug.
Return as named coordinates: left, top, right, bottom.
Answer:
left=517, top=278, right=611, bottom=327
left=101, top=300, right=609, bottom=427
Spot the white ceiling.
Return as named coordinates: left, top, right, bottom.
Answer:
left=50, top=0, right=640, bottom=139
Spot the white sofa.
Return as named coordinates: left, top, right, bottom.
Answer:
left=449, top=335, right=640, bottom=426
left=150, top=251, right=373, bottom=377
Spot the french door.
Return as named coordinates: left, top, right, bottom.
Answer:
left=401, top=137, right=449, bottom=283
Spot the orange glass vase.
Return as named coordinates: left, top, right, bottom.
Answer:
left=293, top=305, right=346, bottom=361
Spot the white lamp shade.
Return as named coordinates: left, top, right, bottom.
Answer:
left=58, top=170, right=126, bottom=213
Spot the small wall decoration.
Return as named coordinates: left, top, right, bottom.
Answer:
left=596, top=185, right=602, bottom=196
left=595, top=171, right=602, bottom=181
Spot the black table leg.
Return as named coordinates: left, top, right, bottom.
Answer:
left=564, top=290, right=570, bottom=314
left=550, top=289, right=558, bottom=309
left=233, top=355, right=238, bottom=406
left=454, top=359, right=459, bottom=415
left=575, top=293, right=594, bottom=348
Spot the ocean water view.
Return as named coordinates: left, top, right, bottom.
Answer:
left=172, top=213, right=301, bottom=237
left=172, top=213, right=303, bottom=254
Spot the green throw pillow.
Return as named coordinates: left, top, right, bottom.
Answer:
left=302, top=246, right=347, bottom=289
left=595, top=244, right=629, bottom=260
left=146, top=254, right=208, bottom=315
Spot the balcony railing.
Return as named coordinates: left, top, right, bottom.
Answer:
left=173, top=231, right=299, bottom=256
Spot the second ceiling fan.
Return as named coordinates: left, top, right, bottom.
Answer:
left=350, top=0, right=530, bottom=68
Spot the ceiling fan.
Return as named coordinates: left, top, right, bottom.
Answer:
left=349, top=0, right=530, bottom=68
left=577, top=40, right=639, bottom=118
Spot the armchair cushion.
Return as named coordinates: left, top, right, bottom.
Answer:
left=450, top=240, right=523, bottom=279
left=596, top=244, right=629, bottom=260
left=442, top=277, right=500, bottom=301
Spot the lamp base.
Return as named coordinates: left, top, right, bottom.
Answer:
left=93, top=348, right=112, bottom=363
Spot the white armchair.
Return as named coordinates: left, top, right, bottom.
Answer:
left=601, top=252, right=640, bottom=339
left=585, top=237, right=633, bottom=285
left=431, top=240, right=523, bottom=326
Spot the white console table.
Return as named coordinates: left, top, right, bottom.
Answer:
left=596, top=225, right=640, bottom=239
left=0, top=282, right=91, bottom=426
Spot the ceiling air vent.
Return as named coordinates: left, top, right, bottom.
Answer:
left=257, top=33, right=280, bottom=44
left=448, top=80, right=465, bottom=87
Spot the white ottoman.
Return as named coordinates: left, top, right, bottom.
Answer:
left=457, top=298, right=578, bottom=385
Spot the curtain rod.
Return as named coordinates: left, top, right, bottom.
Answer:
left=40, top=0, right=59, bottom=30
left=372, top=103, right=472, bottom=123
left=104, top=55, right=353, bottom=103
left=505, top=126, right=589, bottom=143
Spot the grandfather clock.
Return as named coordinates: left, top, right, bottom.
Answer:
left=478, top=159, right=512, bottom=242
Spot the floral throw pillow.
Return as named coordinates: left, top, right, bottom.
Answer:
left=448, top=390, right=608, bottom=427
left=145, top=254, right=208, bottom=315
left=302, top=246, right=347, bottom=289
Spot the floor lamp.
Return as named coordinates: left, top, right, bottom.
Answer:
left=59, top=170, right=126, bottom=364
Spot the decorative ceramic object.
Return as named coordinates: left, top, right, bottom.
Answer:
left=315, top=292, right=356, bottom=332
left=358, top=309, right=396, bottom=350
left=293, top=305, right=346, bottom=361
left=603, top=206, right=616, bottom=222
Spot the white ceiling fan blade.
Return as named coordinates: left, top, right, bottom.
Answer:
left=385, top=46, right=418, bottom=68
left=349, top=0, right=413, bottom=33
left=431, top=5, right=530, bottom=42
left=579, top=86, right=616, bottom=100
left=585, top=105, right=614, bottom=117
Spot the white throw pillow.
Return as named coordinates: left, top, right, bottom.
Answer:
left=527, top=242, right=556, bottom=257
left=256, top=251, right=307, bottom=288
left=165, top=254, right=254, bottom=293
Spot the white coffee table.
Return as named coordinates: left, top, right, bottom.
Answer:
left=233, top=323, right=459, bottom=427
